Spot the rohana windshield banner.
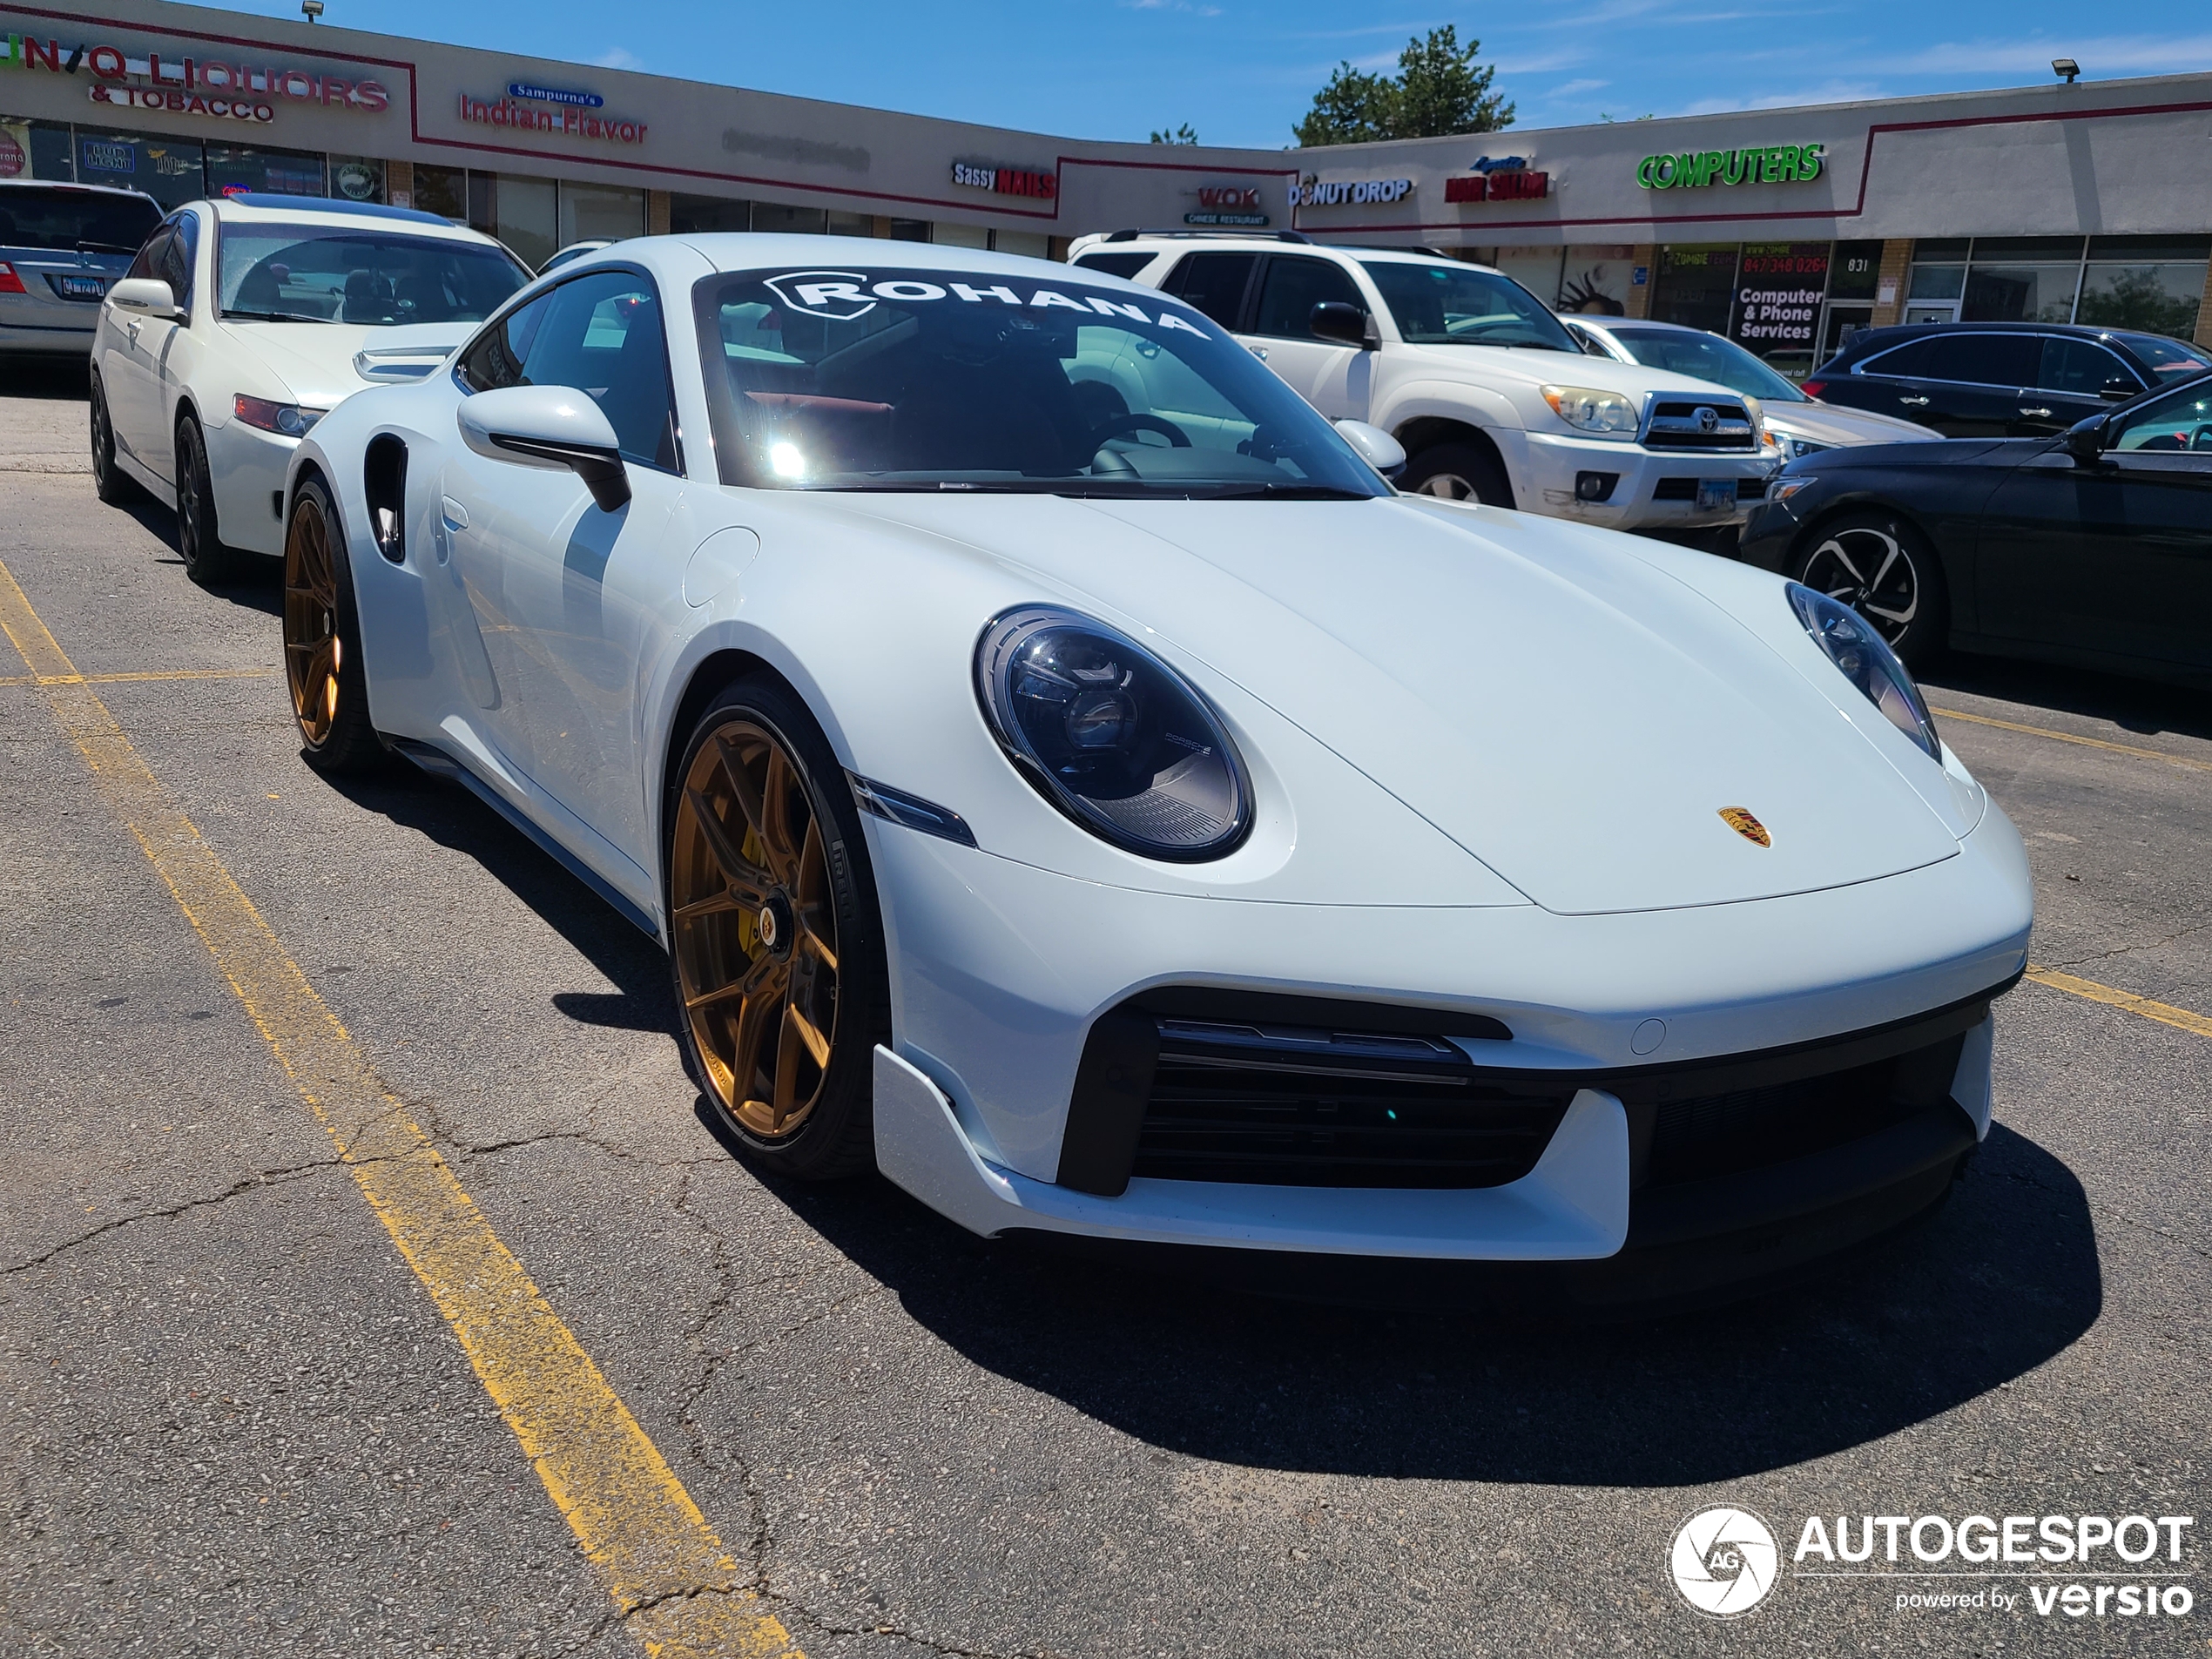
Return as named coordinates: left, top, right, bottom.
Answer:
left=759, top=269, right=1211, bottom=333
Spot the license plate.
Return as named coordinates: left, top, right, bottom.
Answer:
left=1696, top=478, right=1736, bottom=512
left=54, top=274, right=109, bottom=300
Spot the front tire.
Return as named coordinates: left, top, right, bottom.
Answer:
left=283, top=477, right=383, bottom=775
left=667, top=679, right=889, bottom=1181
left=1791, top=509, right=1949, bottom=669
left=175, top=417, right=246, bottom=586
left=90, top=374, right=142, bottom=506
left=1401, top=440, right=1515, bottom=509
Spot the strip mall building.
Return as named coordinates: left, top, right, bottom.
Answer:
left=8, top=0, right=2211, bottom=374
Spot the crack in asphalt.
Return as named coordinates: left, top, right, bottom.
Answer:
left=2039, top=914, right=2212, bottom=973
left=3, top=1159, right=354, bottom=1276
left=1980, top=1163, right=2212, bottom=1267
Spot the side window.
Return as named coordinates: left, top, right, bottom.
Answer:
left=458, top=290, right=553, bottom=395
left=1161, top=252, right=1257, bottom=330
left=1855, top=337, right=1934, bottom=379
left=1251, top=256, right=1367, bottom=340
left=1072, top=251, right=1156, bottom=280
left=1925, top=333, right=2039, bottom=389
left=2109, top=383, right=2212, bottom=453
left=514, top=270, right=678, bottom=471
left=2037, top=337, right=2141, bottom=398
left=125, top=227, right=171, bottom=284
left=158, top=213, right=198, bottom=314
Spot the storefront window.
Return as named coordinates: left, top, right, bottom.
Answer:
left=207, top=143, right=326, bottom=199
left=886, top=219, right=931, bottom=242
left=329, top=157, right=386, bottom=205
left=1489, top=246, right=1565, bottom=307
left=1558, top=246, right=1635, bottom=315
left=1650, top=244, right=1737, bottom=334
left=413, top=165, right=467, bottom=223
left=75, top=130, right=205, bottom=208
left=0, top=117, right=72, bottom=183
left=558, top=183, right=644, bottom=246
left=2077, top=238, right=2210, bottom=340
left=826, top=210, right=874, bottom=237
left=670, top=193, right=753, bottom=233
left=992, top=229, right=1051, bottom=260
left=470, top=172, right=557, bottom=271
left=752, top=202, right=828, bottom=234
left=934, top=222, right=989, bottom=249
left=1828, top=240, right=1884, bottom=302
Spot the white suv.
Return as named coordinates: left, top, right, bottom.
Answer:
left=1071, top=233, right=1774, bottom=533
left=91, top=193, right=529, bottom=584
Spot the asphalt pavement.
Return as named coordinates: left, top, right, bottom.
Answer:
left=2, top=361, right=2205, bottom=1656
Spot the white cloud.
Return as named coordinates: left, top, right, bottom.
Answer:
left=1880, top=32, right=2212, bottom=77
left=593, top=46, right=644, bottom=71
left=1673, top=79, right=1887, bottom=116
left=1547, top=78, right=1610, bottom=97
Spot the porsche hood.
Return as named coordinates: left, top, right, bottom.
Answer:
left=846, top=494, right=1965, bottom=916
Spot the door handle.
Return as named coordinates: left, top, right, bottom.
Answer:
left=440, top=496, right=469, bottom=532
left=1898, top=395, right=1929, bottom=406
left=2020, top=406, right=2053, bottom=417
left=1247, top=345, right=1269, bottom=361
left=125, top=318, right=142, bottom=345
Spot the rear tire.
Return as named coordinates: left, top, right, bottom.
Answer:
left=666, top=678, right=890, bottom=1181
left=90, top=374, right=142, bottom=506
left=175, top=417, right=247, bottom=586
left=1401, top=440, right=1514, bottom=509
left=283, top=477, right=384, bottom=776
left=1790, top=509, right=1950, bottom=670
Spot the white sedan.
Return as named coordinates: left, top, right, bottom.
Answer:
left=283, top=236, right=2032, bottom=1292
left=91, top=192, right=528, bottom=584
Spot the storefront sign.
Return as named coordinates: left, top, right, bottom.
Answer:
left=1186, top=184, right=1266, bottom=226
left=1445, top=170, right=1548, bottom=204
left=508, top=80, right=602, bottom=108
left=950, top=161, right=1057, bottom=199
left=1730, top=241, right=1829, bottom=350
left=1291, top=177, right=1412, bottom=208
left=460, top=93, right=646, bottom=144
left=2, top=30, right=388, bottom=112
left=1638, top=143, right=1824, bottom=190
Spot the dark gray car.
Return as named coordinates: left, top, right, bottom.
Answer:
left=0, top=181, right=163, bottom=359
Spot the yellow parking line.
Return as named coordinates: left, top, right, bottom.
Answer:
left=1929, top=705, right=2212, bottom=775
left=0, top=557, right=801, bottom=1659
left=2026, top=965, right=2212, bottom=1040
left=0, top=666, right=275, bottom=686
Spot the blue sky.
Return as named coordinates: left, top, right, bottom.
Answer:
left=212, top=0, right=2212, bottom=147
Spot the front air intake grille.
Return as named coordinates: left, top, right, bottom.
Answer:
left=1642, top=1031, right=1966, bottom=1188
left=1644, top=399, right=1758, bottom=452
left=1131, top=1018, right=1572, bottom=1190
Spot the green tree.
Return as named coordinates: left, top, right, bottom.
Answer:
left=1149, top=123, right=1198, bottom=145
left=1294, top=26, right=1513, bottom=148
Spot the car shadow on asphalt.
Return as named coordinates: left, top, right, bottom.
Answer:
left=742, top=1123, right=2100, bottom=1487
left=315, top=764, right=678, bottom=1035
left=1922, top=650, right=2212, bottom=743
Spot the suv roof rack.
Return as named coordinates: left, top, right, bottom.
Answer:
left=1101, top=227, right=1312, bottom=244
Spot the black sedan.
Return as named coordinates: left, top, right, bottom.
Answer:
left=1738, top=372, right=2212, bottom=684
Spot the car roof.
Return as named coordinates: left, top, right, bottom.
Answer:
left=676, top=232, right=1196, bottom=283
left=1073, top=234, right=1502, bottom=278
left=197, top=193, right=482, bottom=238
left=1835, top=320, right=2171, bottom=357
left=0, top=179, right=159, bottom=205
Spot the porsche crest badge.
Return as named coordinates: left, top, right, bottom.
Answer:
left=1718, top=806, right=1771, bottom=847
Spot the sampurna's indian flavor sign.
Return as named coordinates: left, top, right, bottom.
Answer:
left=1638, top=143, right=1825, bottom=191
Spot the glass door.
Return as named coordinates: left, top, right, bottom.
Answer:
left=1819, top=302, right=1873, bottom=359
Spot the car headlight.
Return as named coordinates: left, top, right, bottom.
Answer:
left=1540, top=384, right=1641, bottom=438
left=974, top=606, right=1251, bottom=860
left=1787, top=582, right=1940, bottom=760
left=1767, top=474, right=1818, bottom=502
left=233, top=395, right=325, bottom=436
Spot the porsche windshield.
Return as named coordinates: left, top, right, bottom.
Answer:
left=218, top=225, right=529, bottom=325
left=691, top=267, right=1387, bottom=496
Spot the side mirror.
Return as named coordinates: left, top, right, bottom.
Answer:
left=2100, top=378, right=2139, bottom=403
left=457, top=385, right=631, bottom=513
left=108, top=277, right=181, bottom=320
left=2062, top=412, right=2110, bottom=466
left=1334, top=418, right=1406, bottom=479
left=1310, top=300, right=1376, bottom=349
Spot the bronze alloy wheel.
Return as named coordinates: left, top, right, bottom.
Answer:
left=671, top=716, right=845, bottom=1143
left=285, top=492, right=343, bottom=747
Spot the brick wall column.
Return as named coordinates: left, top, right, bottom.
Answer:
left=647, top=190, right=671, bottom=236
left=385, top=158, right=412, bottom=210
left=1048, top=235, right=1072, bottom=262
left=1622, top=244, right=1656, bottom=319
left=1870, top=238, right=1913, bottom=327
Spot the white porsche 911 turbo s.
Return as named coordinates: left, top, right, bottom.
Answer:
left=283, top=235, right=2032, bottom=1298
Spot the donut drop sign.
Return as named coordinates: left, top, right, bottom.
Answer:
left=1291, top=177, right=1413, bottom=209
